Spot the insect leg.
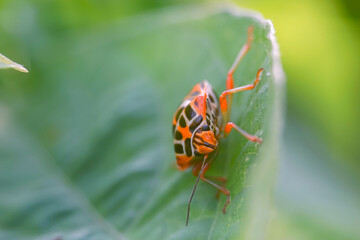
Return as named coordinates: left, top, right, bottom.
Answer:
left=191, top=161, right=203, bottom=176
left=207, top=176, right=227, bottom=199
left=223, top=26, right=254, bottom=123
left=220, top=67, right=264, bottom=124
left=207, top=176, right=226, bottom=183
left=226, top=26, right=254, bottom=90
left=199, top=165, right=231, bottom=214
left=193, top=166, right=227, bottom=199
left=190, top=156, right=230, bottom=215
left=224, top=122, right=262, bottom=143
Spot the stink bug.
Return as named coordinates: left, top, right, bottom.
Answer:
left=172, top=26, right=264, bottom=226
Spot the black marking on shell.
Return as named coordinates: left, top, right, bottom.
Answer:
left=193, top=138, right=201, bottom=145
left=209, top=94, right=215, bottom=103
left=175, top=131, right=182, bottom=140
left=184, top=138, right=192, bottom=157
left=172, top=124, right=175, bottom=134
left=185, top=105, right=196, bottom=120
left=202, top=125, right=210, bottom=131
left=189, top=115, right=203, bottom=133
left=194, top=136, right=215, bottom=149
left=179, top=116, right=186, bottom=128
left=175, top=107, right=184, bottom=122
left=206, top=117, right=211, bottom=125
left=174, top=144, right=184, bottom=154
left=194, top=100, right=199, bottom=107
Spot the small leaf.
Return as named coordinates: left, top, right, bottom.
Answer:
left=0, top=53, right=28, bottom=73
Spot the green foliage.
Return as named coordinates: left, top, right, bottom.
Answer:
left=0, top=5, right=283, bottom=240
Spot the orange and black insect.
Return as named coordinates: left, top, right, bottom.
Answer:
left=172, top=26, right=264, bottom=226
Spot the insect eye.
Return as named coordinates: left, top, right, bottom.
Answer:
left=202, top=125, right=210, bottom=131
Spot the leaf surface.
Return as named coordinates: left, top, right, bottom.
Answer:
left=0, top=4, right=284, bottom=240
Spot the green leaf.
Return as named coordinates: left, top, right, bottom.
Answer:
left=0, top=53, right=28, bottom=73
left=0, top=4, right=284, bottom=240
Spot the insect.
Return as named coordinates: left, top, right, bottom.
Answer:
left=172, top=26, right=264, bottom=226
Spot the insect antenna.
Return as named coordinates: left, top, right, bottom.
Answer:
left=186, top=155, right=207, bottom=226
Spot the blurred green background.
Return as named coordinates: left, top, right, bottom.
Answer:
left=241, top=0, right=360, bottom=169
left=239, top=0, right=360, bottom=238
left=1, top=0, right=359, bottom=239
